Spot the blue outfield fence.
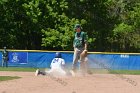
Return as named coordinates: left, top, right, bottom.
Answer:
left=0, top=50, right=140, bottom=70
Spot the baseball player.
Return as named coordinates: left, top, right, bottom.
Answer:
left=71, top=24, right=88, bottom=76
left=2, top=47, right=9, bottom=67
left=35, top=52, right=66, bottom=77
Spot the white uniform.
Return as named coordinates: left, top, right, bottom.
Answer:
left=47, top=58, right=66, bottom=76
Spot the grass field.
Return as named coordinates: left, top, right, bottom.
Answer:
left=0, top=67, right=140, bottom=75
left=109, top=70, right=140, bottom=75
left=91, top=69, right=140, bottom=75
left=0, top=67, right=33, bottom=82
left=0, top=67, right=37, bottom=72
left=0, top=76, right=21, bottom=81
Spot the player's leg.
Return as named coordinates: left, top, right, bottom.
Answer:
left=59, top=69, right=67, bottom=76
left=84, top=58, right=88, bottom=74
left=46, top=69, right=54, bottom=74
left=80, top=60, right=85, bottom=75
left=46, top=68, right=66, bottom=77
left=71, top=48, right=84, bottom=76
left=5, top=60, right=8, bottom=67
left=3, top=59, right=7, bottom=67
left=35, top=69, right=47, bottom=76
left=80, top=58, right=88, bottom=76
left=52, top=68, right=67, bottom=77
left=79, top=50, right=88, bottom=75
left=72, top=48, right=79, bottom=72
left=35, top=69, right=40, bottom=76
left=2, top=59, right=4, bottom=67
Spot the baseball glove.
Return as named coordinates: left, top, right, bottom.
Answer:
left=80, top=50, right=88, bottom=58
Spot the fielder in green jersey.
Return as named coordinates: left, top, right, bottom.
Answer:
left=71, top=24, right=88, bottom=76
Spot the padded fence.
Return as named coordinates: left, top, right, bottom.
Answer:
left=0, top=50, right=140, bottom=70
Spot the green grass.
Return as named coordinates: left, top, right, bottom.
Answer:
left=0, top=76, right=21, bottom=81
left=89, top=68, right=140, bottom=75
left=109, top=70, right=140, bottom=75
left=0, top=67, right=37, bottom=72
left=0, top=67, right=140, bottom=75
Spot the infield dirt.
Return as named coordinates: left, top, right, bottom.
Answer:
left=0, top=71, right=140, bottom=93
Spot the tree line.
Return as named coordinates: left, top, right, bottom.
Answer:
left=0, top=0, right=139, bottom=52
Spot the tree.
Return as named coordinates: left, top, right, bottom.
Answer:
left=0, top=0, right=139, bottom=52
left=40, top=0, right=86, bottom=50
left=107, top=0, right=140, bottom=52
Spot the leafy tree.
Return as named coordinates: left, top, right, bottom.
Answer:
left=0, top=0, right=139, bottom=52
left=38, top=0, right=86, bottom=50
left=105, top=0, right=140, bottom=52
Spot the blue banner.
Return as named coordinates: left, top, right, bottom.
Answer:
left=28, top=52, right=73, bottom=68
left=0, top=51, right=140, bottom=70
left=0, top=52, right=2, bottom=63
left=8, top=52, right=28, bottom=64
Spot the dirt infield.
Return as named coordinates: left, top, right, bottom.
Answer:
left=0, top=71, right=140, bottom=93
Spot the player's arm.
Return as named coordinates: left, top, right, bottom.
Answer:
left=73, top=38, right=76, bottom=48
left=50, top=58, right=55, bottom=68
left=84, top=42, right=88, bottom=50
left=61, top=59, right=65, bottom=69
left=84, top=32, right=88, bottom=50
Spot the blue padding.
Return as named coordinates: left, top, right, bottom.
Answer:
left=28, top=52, right=73, bottom=68
left=0, top=51, right=140, bottom=70
left=0, top=52, right=2, bottom=63
left=28, top=52, right=54, bottom=68
left=88, top=54, right=140, bottom=70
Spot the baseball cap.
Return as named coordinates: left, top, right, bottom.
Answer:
left=55, top=52, right=62, bottom=58
left=74, top=24, right=81, bottom=29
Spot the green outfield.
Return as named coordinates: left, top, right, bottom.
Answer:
left=0, top=76, right=21, bottom=82
left=0, top=67, right=140, bottom=75
left=0, top=67, right=37, bottom=72
left=90, top=69, right=140, bottom=75
left=109, top=70, right=140, bottom=75
left=0, top=67, right=35, bottom=82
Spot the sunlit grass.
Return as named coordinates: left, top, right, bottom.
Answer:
left=0, top=67, right=36, bottom=72
left=0, top=76, right=21, bottom=81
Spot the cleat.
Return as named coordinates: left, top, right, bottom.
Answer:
left=35, top=69, right=40, bottom=76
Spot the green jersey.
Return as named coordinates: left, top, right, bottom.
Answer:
left=2, top=50, right=8, bottom=60
left=73, top=31, right=88, bottom=48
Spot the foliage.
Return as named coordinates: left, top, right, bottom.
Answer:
left=0, top=0, right=139, bottom=52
